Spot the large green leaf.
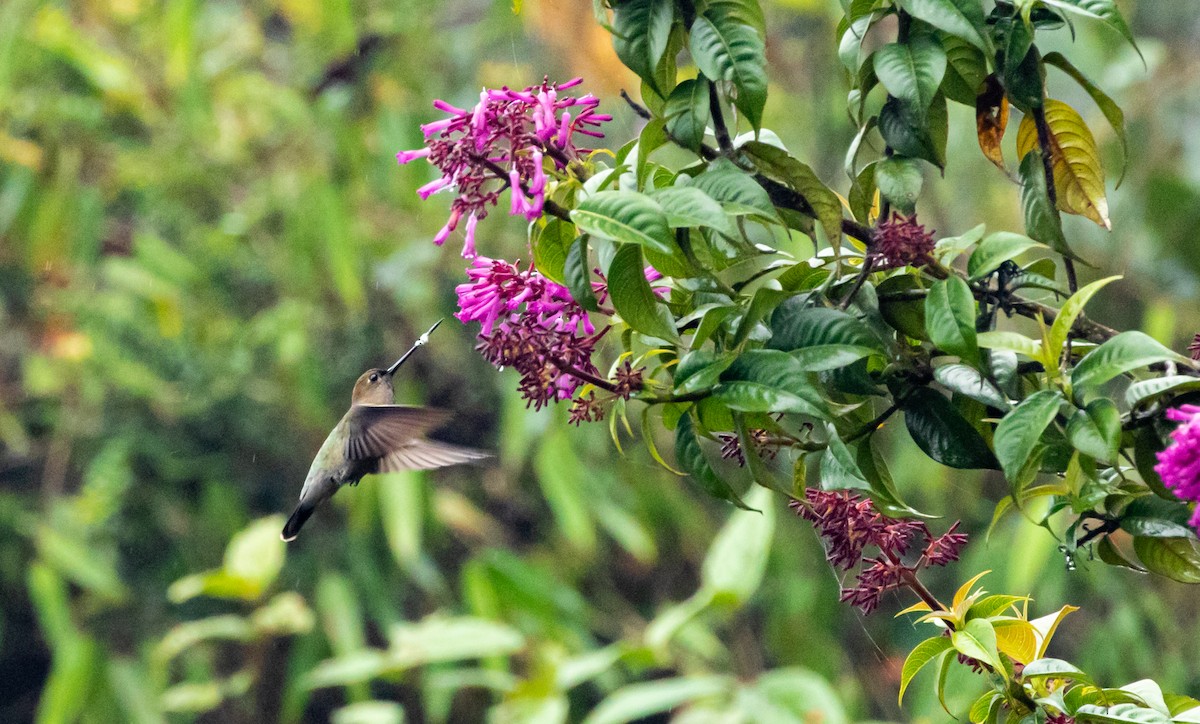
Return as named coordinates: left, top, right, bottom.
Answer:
left=689, top=4, right=767, bottom=129
left=940, top=33, right=987, bottom=105
left=925, top=276, right=979, bottom=366
left=1039, top=0, right=1140, bottom=57
left=874, top=35, right=947, bottom=120
left=951, top=618, right=1003, bottom=672
left=611, top=0, right=676, bottom=97
left=1073, top=703, right=1171, bottom=723
left=767, top=301, right=882, bottom=352
left=715, top=350, right=830, bottom=419
left=565, top=234, right=600, bottom=312
left=933, top=363, right=1009, bottom=410
left=740, top=140, right=843, bottom=244
left=993, top=390, right=1063, bottom=482
left=902, top=387, right=998, bottom=469
left=1126, top=376, right=1200, bottom=410
left=532, top=218, right=575, bottom=284
left=573, top=190, right=675, bottom=255
left=1065, top=398, right=1121, bottom=463
left=608, top=243, right=679, bottom=341
left=651, top=186, right=733, bottom=234
left=879, top=94, right=945, bottom=168
left=691, top=157, right=777, bottom=220
left=899, top=637, right=953, bottom=704
left=1018, top=150, right=1072, bottom=257
left=583, top=675, right=733, bottom=724
left=967, top=231, right=1045, bottom=281
left=663, top=78, right=711, bottom=152
left=701, top=484, right=774, bottom=603
left=895, top=0, right=987, bottom=51
left=1133, top=537, right=1200, bottom=584
left=1070, top=331, right=1189, bottom=392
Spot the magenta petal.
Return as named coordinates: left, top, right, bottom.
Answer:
left=462, top=212, right=479, bottom=258
left=396, top=147, right=431, bottom=164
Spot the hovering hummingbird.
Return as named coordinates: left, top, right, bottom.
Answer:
left=282, top=320, right=489, bottom=541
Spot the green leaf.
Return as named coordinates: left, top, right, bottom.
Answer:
left=1042, top=51, right=1128, bottom=186
left=767, top=301, right=883, bottom=353
left=573, top=190, right=675, bottom=255
left=1126, top=376, right=1200, bottom=409
left=388, top=615, right=526, bottom=669
left=1048, top=275, right=1121, bottom=363
left=582, top=676, right=732, bottom=724
left=536, top=430, right=599, bottom=555
left=1022, top=658, right=1091, bottom=681
left=701, top=485, right=774, bottom=603
left=675, top=413, right=751, bottom=508
left=611, top=0, right=676, bottom=97
left=691, top=157, right=777, bottom=220
left=689, top=7, right=767, bottom=129
left=1018, top=150, right=1072, bottom=257
left=933, top=363, right=1010, bottom=410
left=1065, top=398, right=1121, bottom=463
left=878, top=275, right=929, bottom=340
left=224, top=516, right=286, bottom=595
left=663, top=78, right=711, bottom=152
left=1073, top=703, right=1170, bottom=723
left=532, top=218, right=575, bottom=284
left=934, top=223, right=986, bottom=265
left=951, top=618, right=1004, bottom=673
left=879, top=95, right=944, bottom=168
left=940, top=34, right=987, bottom=105
left=675, top=350, right=737, bottom=394
left=1039, top=0, right=1141, bottom=57
left=899, top=637, right=954, bottom=704
left=1071, top=331, right=1189, bottom=391
left=608, top=243, right=678, bottom=341
left=977, top=330, right=1043, bottom=360
left=902, top=387, right=998, bottom=469
left=896, top=0, right=987, bottom=50
left=651, top=186, right=733, bottom=234
left=1133, top=537, right=1200, bottom=584
left=994, top=390, right=1063, bottom=482
left=740, top=140, right=843, bottom=244
left=565, top=234, right=600, bottom=312
left=874, top=155, right=924, bottom=216
left=925, top=276, right=979, bottom=365
left=874, top=35, right=947, bottom=119
left=967, top=231, right=1045, bottom=281
left=715, top=350, right=830, bottom=419
left=733, top=287, right=793, bottom=347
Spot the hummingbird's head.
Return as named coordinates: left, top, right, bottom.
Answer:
left=351, top=368, right=395, bottom=405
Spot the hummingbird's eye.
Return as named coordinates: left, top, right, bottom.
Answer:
left=369, top=373, right=379, bottom=383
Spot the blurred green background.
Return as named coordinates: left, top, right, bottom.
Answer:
left=1, top=0, right=1198, bottom=721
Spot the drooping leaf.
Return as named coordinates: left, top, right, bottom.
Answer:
left=715, top=350, right=830, bottom=419
left=975, top=75, right=1009, bottom=172
left=1016, top=99, right=1112, bottom=230
left=873, top=35, right=947, bottom=120
left=532, top=218, right=575, bottom=284
left=925, top=276, right=979, bottom=366
left=940, top=34, right=987, bottom=105
left=1017, top=150, right=1072, bottom=257
left=689, top=7, right=767, bottom=130
left=608, top=243, right=679, bottom=341
left=902, top=387, right=998, bottom=469
left=691, top=157, right=777, bottom=220
left=565, top=234, right=600, bottom=312
left=879, top=94, right=944, bottom=169
left=664, top=78, right=711, bottom=152
left=740, top=140, right=843, bottom=245
left=700, top=485, right=775, bottom=603
left=1071, top=331, right=1189, bottom=392
left=611, top=0, right=677, bottom=97
left=899, top=637, right=953, bottom=704
left=993, top=390, right=1063, bottom=482
left=933, top=363, right=1010, bottom=410
left=1039, top=0, right=1141, bottom=58
left=572, top=190, right=676, bottom=255
left=1042, top=51, right=1128, bottom=186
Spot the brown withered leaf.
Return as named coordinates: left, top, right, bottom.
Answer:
left=975, top=74, right=1009, bottom=173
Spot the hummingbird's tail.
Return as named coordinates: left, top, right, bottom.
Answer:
left=281, top=500, right=317, bottom=542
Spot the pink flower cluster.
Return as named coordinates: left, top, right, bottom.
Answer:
left=1154, top=404, right=1200, bottom=535
left=397, top=78, right=611, bottom=258
left=791, top=489, right=967, bottom=613
left=871, top=213, right=935, bottom=269
left=456, top=257, right=603, bottom=409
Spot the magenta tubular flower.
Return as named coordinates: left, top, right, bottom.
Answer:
left=455, top=257, right=603, bottom=409
left=1154, top=404, right=1200, bottom=534
left=396, top=77, right=610, bottom=258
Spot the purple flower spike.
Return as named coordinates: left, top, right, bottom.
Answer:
left=398, top=77, right=609, bottom=258
left=1155, top=404, right=1200, bottom=534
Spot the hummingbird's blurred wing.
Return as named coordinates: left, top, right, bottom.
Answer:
left=377, top=440, right=492, bottom=472
left=344, top=404, right=451, bottom=460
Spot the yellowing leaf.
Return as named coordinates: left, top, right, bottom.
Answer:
left=895, top=600, right=934, bottom=617
left=953, top=569, right=991, bottom=611
left=993, top=619, right=1038, bottom=664
left=1017, top=100, right=1111, bottom=230
left=976, top=76, right=1009, bottom=172
left=1031, top=604, right=1080, bottom=658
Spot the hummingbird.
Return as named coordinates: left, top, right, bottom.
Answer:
left=281, top=320, right=489, bottom=541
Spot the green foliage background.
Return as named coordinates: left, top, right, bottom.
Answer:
left=0, top=0, right=1198, bottom=721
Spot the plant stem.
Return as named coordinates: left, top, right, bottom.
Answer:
left=708, top=81, right=735, bottom=155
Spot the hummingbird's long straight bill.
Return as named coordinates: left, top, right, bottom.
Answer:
left=385, top=319, right=443, bottom=376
